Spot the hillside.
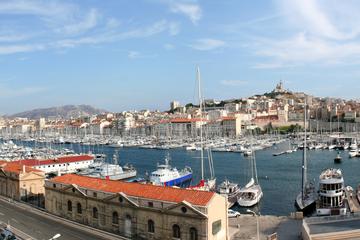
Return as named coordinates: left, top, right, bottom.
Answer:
left=10, top=105, right=108, bottom=119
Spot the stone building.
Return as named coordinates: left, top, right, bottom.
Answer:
left=0, top=161, right=45, bottom=202
left=45, top=174, right=228, bottom=240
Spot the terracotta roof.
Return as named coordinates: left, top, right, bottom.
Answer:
left=0, top=161, right=43, bottom=174
left=11, top=155, right=93, bottom=167
left=170, top=118, right=207, bottom=123
left=50, top=174, right=215, bottom=206
left=221, top=116, right=236, bottom=121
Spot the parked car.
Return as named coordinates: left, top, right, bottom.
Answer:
left=228, top=209, right=240, bottom=218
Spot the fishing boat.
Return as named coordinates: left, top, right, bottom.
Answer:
left=295, top=98, right=317, bottom=214
left=217, top=179, right=241, bottom=208
left=316, top=168, right=347, bottom=216
left=149, top=154, right=192, bottom=187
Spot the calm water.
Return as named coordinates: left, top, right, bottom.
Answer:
left=13, top=140, right=360, bottom=216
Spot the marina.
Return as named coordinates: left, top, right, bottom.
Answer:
left=3, top=136, right=360, bottom=216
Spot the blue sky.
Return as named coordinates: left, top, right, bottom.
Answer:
left=1, top=0, right=360, bottom=114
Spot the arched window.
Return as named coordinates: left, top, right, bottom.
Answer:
left=67, top=200, right=72, bottom=212
left=172, top=224, right=180, bottom=238
left=77, top=203, right=82, bottom=214
left=112, top=211, right=119, bottom=224
left=148, top=219, right=155, bottom=233
left=190, top=227, right=198, bottom=240
left=93, top=207, right=98, bottom=219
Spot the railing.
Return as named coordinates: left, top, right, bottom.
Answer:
left=304, top=212, right=360, bottom=224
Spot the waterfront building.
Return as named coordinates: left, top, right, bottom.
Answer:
left=45, top=174, right=228, bottom=240
left=0, top=161, right=45, bottom=201
left=12, top=155, right=94, bottom=175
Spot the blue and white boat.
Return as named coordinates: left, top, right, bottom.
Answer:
left=150, top=155, right=192, bottom=187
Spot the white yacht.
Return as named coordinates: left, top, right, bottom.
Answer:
left=237, top=178, right=263, bottom=207
left=81, top=153, right=136, bottom=180
left=237, top=140, right=263, bottom=207
left=317, top=168, right=347, bottom=216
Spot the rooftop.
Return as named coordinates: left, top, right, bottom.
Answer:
left=50, top=174, right=215, bottom=206
left=11, top=155, right=93, bottom=167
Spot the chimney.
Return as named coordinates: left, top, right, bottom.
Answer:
left=22, top=165, right=26, bottom=173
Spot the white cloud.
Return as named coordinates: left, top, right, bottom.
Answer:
left=221, top=80, right=248, bottom=86
left=128, top=51, right=141, bottom=59
left=106, top=18, right=121, bottom=29
left=190, top=38, right=225, bottom=51
left=127, top=51, right=157, bottom=60
left=164, top=43, right=175, bottom=50
left=170, top=2, right=202, bottom=24
left=57, top=8, right=101, bottom=35
left=0, top=84, right=47, bottom=98
left=55, top=20, right=179, bottom=49
left=0, top=34, right=29, bottom=42
left=277, top=0, right=360, bottom=40
left=0, top=44, right=45, bottom=55
left=255, top=32, right=360, bottom=67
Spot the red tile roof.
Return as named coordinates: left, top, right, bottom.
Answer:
left=221, top=116, right=236, bottom=121
left=50, top=174, right=215, bottom=206
left=0, top=161, right=43, bottom=174
left=170, top=118, right=207, bottom=123
left=11, top=155, right=93, bottom=167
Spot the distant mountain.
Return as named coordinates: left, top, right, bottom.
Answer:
left=10, top=105, right=108, bottom=119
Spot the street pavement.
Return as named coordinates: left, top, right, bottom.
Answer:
left=0, top=199, right=116, bottom=240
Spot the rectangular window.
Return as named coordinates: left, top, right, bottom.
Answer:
left=212, top=220, right=221, bottom=235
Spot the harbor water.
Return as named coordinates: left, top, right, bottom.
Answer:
left=11, top=140, right=360, bottom=216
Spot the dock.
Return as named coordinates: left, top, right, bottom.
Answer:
left=345, top=187, right=360, bottom=213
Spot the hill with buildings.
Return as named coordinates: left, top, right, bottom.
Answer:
left=9, top=105, right=107, bottom=119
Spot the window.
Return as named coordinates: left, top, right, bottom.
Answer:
left=148, top=219, right=155, bottom=233
left=93, top=207, right=98, bottom=219
left=181, top=207, right=187, bottom=213
left=112, top=211, right=119, bottom=224
left=67, top=200, right=72, bottom=212
left=93, top=192, right=97, bottom=197
left=53, top=184, right=56, bottom=188
left=119, top=196, right=123, bottom=203
left=190, top=228, right=198, bottom=240
left=148, top=202, right=153, bottom=207
left=77, top=203, right=82, bottom=214
left=212, top=220, right=221, bottom=235
left=172, top=224, right=180, bottom=238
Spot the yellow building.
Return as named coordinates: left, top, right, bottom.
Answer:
left=0, top=161, right=45, bottom=202
left=45, top=174, right=228, bottom=240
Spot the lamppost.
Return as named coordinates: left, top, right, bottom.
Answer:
left=247, top=209, right=259, bottom=240
left=49, top=233, right=61, bottom=240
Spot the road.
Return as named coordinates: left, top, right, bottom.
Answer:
left=0, top=199, right=114, bottom=240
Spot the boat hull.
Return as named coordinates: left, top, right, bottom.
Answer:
left=163, top=173, right=193, bottom=187
left=295, top=192, right=316, bottom=215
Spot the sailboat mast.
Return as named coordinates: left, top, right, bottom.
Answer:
left=197, top=66, right=204, bottom=180
left=302, top=98, right=307, bottom=200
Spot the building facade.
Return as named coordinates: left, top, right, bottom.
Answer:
left=45, top=174, right=228, bottom=240
left=0, top=161, right=45, bottom=202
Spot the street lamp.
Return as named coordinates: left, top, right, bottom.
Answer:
left=49, top=233, right=61, bottom=240
left=247, top=209, right=259, bottom=240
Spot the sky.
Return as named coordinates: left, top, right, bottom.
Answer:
left=1, top=0, right=360, bottom=114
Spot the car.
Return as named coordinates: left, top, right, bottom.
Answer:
left=228, top=209, right=240, bottom=218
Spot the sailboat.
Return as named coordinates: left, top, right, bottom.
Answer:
left=295, top=98, right=316, bottom=213
left=237, top=138, right=263, bottom=207
left=190, top=67, right=216, bottom=191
